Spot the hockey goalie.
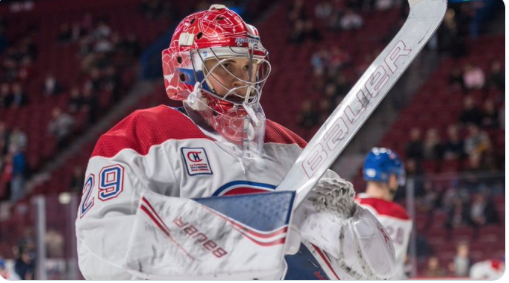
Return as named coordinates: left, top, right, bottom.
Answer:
left=76, top=2, right=446, bottom=279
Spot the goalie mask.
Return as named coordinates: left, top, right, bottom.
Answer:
left=162, top=4, right=271, bottom=158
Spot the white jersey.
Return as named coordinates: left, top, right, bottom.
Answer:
left=470, top=260, right=505, bottom=280
left=76, top=105, right=392, bottom=280
left=356, top=193, right=412, bottom=279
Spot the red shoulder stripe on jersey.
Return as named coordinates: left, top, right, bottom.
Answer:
left=356, top=197, right=410, bottom=221
left=265, top=120, right=307, bottom=149
left=92, top=105, right=212, bottom=158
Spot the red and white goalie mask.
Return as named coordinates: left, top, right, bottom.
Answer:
left=162, top=4, right=271, bottom=158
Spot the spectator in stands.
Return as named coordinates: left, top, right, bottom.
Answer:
left=311, top=48, right=329, bottom=73
left=43, top=74, right=63, bottom=96
left=314, top=0, right=332, bottom=20
left=18, top=57, right=35, bottom=82
left=14, top=248, right=34, bottom=280
left=448, top=66, right=465, bottom=91
left=459, top=96, right=482, bottom=126
left=70, top=21, right=84, bottom=42
left=449, top=241, right=471, bottom=277
left=423, top=128, right=444, bottom=160
left=297, top=100, right=319, bottom=130
left=0, top=83, right=12, bottom=109
left=340, top=9, right=363, bottom=30
left=417, top=180, right=440, bottom=213
left=480, top=99, right=499, bottom=129
left=9, top=127, right=27, bottom=151
left=443, top=124, right=465, bottom=160
left=469, top=190, right=499, bottom=227
left=48, top=107, right=75, bottom=150
left=10, top=145, right=26, bottom=203
left=437, top=9, right=466, bottom=58
left=406, top=127, right=424, bottom=161
left=415, top=234, right=433, bottom=265
left=445, top=197, right=471, bottom=230
left=288, top=0, right=307, bottom=23
left=424, top=256, right=446, bottom=277
left=464, top=123, right=490, bottom=156
left=303, top=20, right=322, bottom=42
left=416, top=180, right=442, bottom=229
left=487, top=59, right=504, bottom=92
left=70, top=165, right=84, bottom=194
left=68, top=87, right=83, bottom=114
left=92, top=20, right=111, bottom=40
left=45, top=228, right=64, bottom=258
left=57, top=23, right=72, bottom=43
left=375, top=0, right=394, bottom=10
left=442, top=185, right=470, bottom=210
left=88, top=68, right=103, bottom=92
left=288, top=20, right=306, bottom=44
left=11, top=82, right=28, bottom=108
left=329, top=47, right=351, bottom=70
left=462, top=64, right=485, bottom=91
left=94, top=37, right=113, bottom=53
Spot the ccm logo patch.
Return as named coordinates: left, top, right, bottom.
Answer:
left=181, top=147, right=213, bottom=175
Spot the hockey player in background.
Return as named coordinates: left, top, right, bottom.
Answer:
left=76, top=5, right=395, bottom=280
left=356, top=148, right=413, bottom=279
left=469, top=258, right=505, bottom=280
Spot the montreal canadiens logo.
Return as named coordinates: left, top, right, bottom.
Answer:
left=181, top=147, right=213, bottom=175
left=187, top=151, right=203, bottom=162
left=213, top=181, right=276, bottom=196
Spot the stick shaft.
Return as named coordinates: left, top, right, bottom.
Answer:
left=276, top=0, right=447, bottom=208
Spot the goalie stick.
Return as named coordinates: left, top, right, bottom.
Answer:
left=275, top=0, right=447, bottom=207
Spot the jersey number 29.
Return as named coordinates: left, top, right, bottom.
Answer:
left=80, top=164, right=125, bottom=218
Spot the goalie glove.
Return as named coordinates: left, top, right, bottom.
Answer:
left=292, top=171, right=396, bottom=280
left=308, top=175, right=356, bottom=218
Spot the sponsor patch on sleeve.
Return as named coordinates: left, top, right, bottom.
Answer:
left=181, top=147, right=213, bottom=176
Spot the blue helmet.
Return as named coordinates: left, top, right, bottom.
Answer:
left=363, top=147, right=405, bottom=186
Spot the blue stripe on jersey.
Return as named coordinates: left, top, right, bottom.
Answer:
left=194, top=191, right=294, bottom=232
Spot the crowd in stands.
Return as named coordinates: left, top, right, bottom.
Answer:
left=0, top=9, right=142, bottom=207
left=0, top=123, right=27, bottom=204
left=289, top=0, right=504, bottom=278
left=294, top=0, right=405, bottom=139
